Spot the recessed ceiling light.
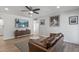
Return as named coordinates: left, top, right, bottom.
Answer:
left=57, top=6, right=60, bottom=8
left=4, top=8, right=9, bottom=11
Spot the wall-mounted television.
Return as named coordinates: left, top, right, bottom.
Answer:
left=15, top=18, right=29, bottom=28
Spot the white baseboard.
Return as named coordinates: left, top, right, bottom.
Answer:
left=3, top=36, right=15, bottom=40
left=64, top=40, right=79, bottom=45
left=40, top=34, right=49, bottom=37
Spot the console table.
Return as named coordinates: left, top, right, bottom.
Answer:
left=14, top=29, right=30, bottom=38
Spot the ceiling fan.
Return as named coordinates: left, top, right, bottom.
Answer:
left=21, top=6, right=40, bottom=14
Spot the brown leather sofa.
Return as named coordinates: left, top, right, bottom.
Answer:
left=28, top=33, right=64, bottom=52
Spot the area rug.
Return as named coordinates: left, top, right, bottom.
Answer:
left=15, top=41, right=29, bottom=52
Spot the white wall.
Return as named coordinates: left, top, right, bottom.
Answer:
left=60, top=12, right=79, bottom=44
left=0, top=19, right=4, bottom=35
left=39, top=17, right=49, bottom=36
left=0, top=26, right=3, bottom=35
left=0, top=13, right=33, bottom=40
left=39, top=9, right=79, bottom=44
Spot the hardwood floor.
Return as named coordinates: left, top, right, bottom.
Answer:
left=0, top=35, right=31, bottom=52
left=0, top=36, right=20, bottom=52
left=64, top=42, right=79, bottom=52
left=0, top=35, right=79, bottom=52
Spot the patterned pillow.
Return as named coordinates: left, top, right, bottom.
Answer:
left=48, top=36, right=55, bottom=42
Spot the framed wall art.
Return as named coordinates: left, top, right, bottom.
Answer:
left=50, top=15, right=59, bottom=27
left=69, top=16, right=78, bottom=25
left=15, top=18, right=29, bottom=28
left=40, top=19, right=45, bottom=25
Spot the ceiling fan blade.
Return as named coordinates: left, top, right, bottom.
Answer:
left=29, top=6, right=32, bottom=10
left=33, top=8, right=40, bottom=11
left=33, top=11, right=39, bottom=14
left=25, top=6, right=31, bottom=11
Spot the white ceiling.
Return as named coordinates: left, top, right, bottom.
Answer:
left=0, top=6, right=79, bottom=18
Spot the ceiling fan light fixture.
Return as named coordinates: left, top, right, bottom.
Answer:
left=25, top=6, right=40, bottom=14
left=29, top=11, right=33, bottom=14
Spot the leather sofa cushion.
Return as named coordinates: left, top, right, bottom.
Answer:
left=41, top=33, right=63, bottom=49
left=31, top=39, right=47, bottom=48
left=50, top=33, right=63, bottom=47
left=40, top=36, right=54, bottom=48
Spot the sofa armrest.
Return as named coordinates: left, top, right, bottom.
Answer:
left=28, top=41, right=48, bottom=52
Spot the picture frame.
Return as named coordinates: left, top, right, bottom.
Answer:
left=15, top=18, right=29, bottom=28
left=40, top=19, right=45, bottom=25
left=69, top=16, right=78, bottom=25
left=50, top=15, right=59, bottom=27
